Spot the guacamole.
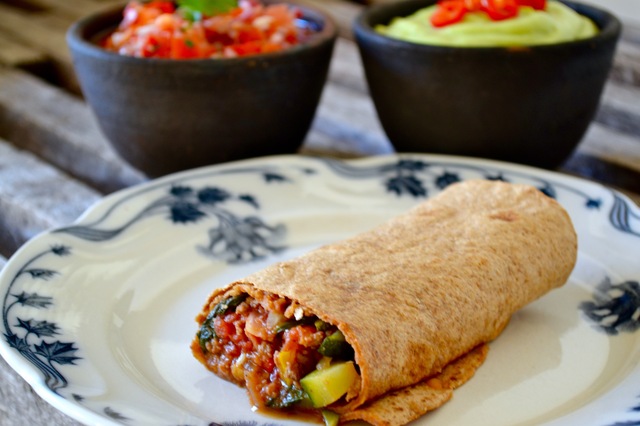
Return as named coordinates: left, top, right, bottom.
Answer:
left=376, top=1, right=598, bottom=47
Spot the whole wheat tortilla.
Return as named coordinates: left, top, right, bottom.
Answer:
left=192, top=179, right=578, bottom=425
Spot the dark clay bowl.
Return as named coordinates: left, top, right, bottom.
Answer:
left=67, top=1, right=336, bottom=177
left=353, top=0, right=621, bottom=169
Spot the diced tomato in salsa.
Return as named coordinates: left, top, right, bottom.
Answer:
left=103, top=0, right=309, bottom=59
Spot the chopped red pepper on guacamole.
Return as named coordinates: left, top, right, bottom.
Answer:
left=431, top=0, right=546, bottom=27
left=103, top=0, right=310, bottom=59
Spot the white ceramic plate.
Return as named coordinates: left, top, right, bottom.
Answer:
left=1, top=154, right=640, bottom=426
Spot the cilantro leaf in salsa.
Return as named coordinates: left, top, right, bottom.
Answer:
left=177, top=0, right=237, bottom=19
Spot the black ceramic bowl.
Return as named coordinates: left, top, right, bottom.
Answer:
left=354, top=0, right=621, bottom=169
left=67, top=1, right=336, bottom=177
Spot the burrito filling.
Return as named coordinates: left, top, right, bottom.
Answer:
left=193, top=291, right=360, bottom=414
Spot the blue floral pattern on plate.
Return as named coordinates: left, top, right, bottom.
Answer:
left=1, top=154, right=639, bottom=426
left=2, top=245, right=79, bottom=393
left=56, top=183, right=286, bottom=264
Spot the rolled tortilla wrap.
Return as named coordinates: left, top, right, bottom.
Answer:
left=191, top=180, right=578, bottom=425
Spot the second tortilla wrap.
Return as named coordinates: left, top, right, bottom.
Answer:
left=192, top=179, right=578, bottom=425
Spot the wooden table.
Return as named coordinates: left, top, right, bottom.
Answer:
left=0, top=1, right=638, bottom=424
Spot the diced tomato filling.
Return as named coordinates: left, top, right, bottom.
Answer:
left=200, top=295, right=333, bottom=408
left=102, top=0, right=313, bottom=59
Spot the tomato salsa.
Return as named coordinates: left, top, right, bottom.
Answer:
left=102, top=0, right=311, bottom=59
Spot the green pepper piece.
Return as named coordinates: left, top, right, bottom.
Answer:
left=318, top=330, right=354, bottom=360
left=266, top=384, right=308, bottom=408
left=322, top=409, right=340, bottom=426
left=274, top=316, right=316, bottom=333
left=315, top=319, right=331, bottom=331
